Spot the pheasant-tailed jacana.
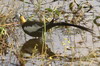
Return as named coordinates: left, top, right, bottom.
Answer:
left=18, top=14, right=93, bottom=37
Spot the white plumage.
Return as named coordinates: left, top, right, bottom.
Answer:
left=23, top=24, right=41, bottom=33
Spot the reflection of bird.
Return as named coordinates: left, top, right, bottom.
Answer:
left=20, top=39, right=55, bottom=58
left=18, top=14, right=92, bottom=37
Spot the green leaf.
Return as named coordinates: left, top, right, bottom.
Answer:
left=94, top=16, right=100, bottom=26
left=24, top=2, right=31, bottom=4
left=45, top=8, right=53, bottom=12
left=54, top=10, right=60, bottom=15
left=20, top=0, right=24, bottom=2
left=0, top=27, right=7, bottom=36
left=69, top=2, right=74, bottom=11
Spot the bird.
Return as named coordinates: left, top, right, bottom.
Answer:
left=17, top=14, right=93, bottom=37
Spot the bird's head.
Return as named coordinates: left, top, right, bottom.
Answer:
left=19, top=14, right=27, bottom=24
left=14, top=13, right=27, bottom=25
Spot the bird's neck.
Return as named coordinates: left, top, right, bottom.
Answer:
left=20, top=16, right=27, bottom=24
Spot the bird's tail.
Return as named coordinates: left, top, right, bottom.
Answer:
left=46, top=22, right=93, bottom=33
